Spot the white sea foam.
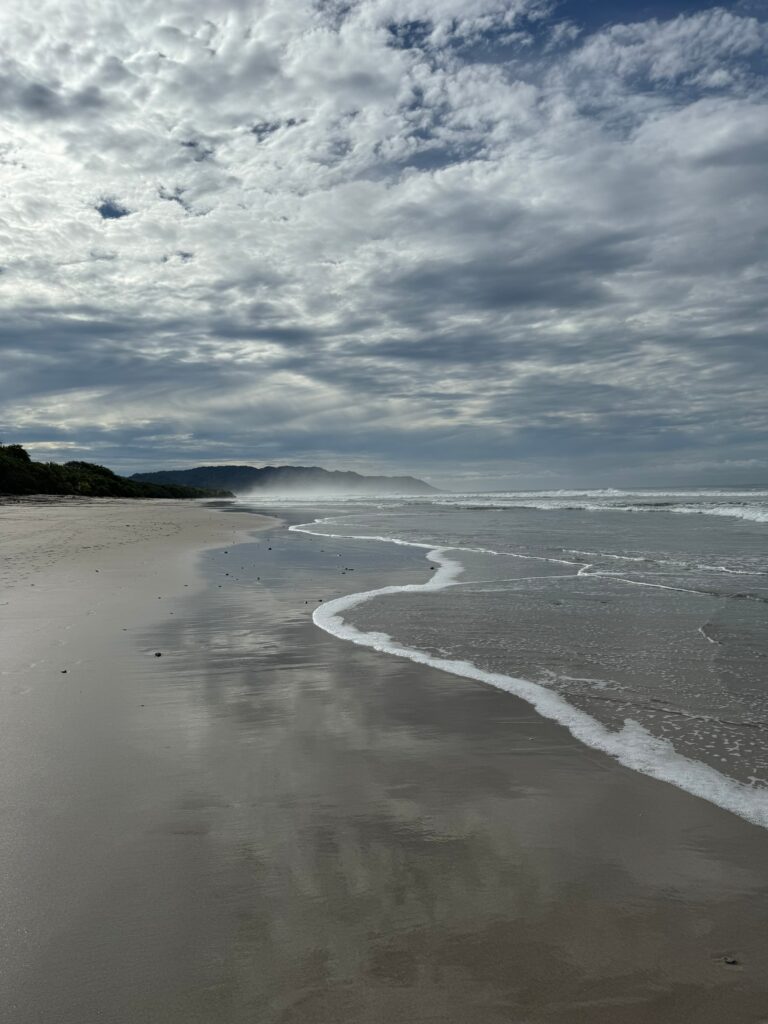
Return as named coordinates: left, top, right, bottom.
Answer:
left=672, top=504, right=768, bottom=524
left=426, top=490, right=768, bottom=524
left=488, top=500, right=768, bottom=523
left=567, top=549, right=649, bottom=561
left=433, top=488, right=768, bottom=501
left=566, top=550, right=766, bottom=576
left=292, top=521, right=768, bottom=830
left=241, top=488, right=768, bottom=524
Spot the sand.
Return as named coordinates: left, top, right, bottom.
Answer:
left=0, top=499, right=273, bottom=1020
left=1, top=500, right=767, bottom=1023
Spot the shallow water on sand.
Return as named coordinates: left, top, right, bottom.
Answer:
left=240, top=496, right=768, bottom=826
left=5, top=515, right=768, bottom=1023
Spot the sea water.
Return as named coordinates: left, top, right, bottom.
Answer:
left=242, top=489, right=768, bottom=827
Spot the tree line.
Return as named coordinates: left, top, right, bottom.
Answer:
left=0, top=444, right=233, bottom=499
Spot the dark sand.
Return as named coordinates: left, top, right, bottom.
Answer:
left=2, top=508, right=767, bottom=1022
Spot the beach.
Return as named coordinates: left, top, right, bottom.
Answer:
left=2, top=498, right=767, bottom=1023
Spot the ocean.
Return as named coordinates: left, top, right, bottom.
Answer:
left=238, top=488, right=768, bottom=829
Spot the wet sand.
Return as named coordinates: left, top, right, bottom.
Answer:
left=1, top=504, right=767, bottom=1022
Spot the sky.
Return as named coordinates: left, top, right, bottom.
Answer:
left=0, top=0, right=766, bottom=490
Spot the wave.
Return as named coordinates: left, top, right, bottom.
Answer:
left=241, top=488, right=768, bottom=523
left=447, top=499, right=768, bottom=523
left=433, top=488, right=768, bottom=501
left=419, top=488, right=768, bottom=523
left=674, top=504, right=768, bottom=524
left=290, top=519, right=768, bottom=831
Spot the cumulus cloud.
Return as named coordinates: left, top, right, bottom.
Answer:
left=0, top=0, right=766, bottom=486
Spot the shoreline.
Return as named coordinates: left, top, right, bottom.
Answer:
left=290, top=514, right=768, bottom=831
left=0, top=495, right=275, bottom=586
left=2, top=499, right=767, bottom=1022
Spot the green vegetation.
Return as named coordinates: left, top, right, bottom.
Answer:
left=0, top=445, right=233, bottom=499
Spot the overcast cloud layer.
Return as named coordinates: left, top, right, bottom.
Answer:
left=1, top=0, right=766, bottom=487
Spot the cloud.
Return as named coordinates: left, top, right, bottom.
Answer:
left=0, top=0, right=766, bottom=486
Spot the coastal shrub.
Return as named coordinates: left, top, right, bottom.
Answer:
left=0, top=444, right=233, bottom=499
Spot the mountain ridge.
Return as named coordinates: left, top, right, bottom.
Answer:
left=131, top=464, right=438, bottom=495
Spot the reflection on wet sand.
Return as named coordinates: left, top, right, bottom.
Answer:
left=129, top=532, right=768, bottom=1022
left=10, top=527, right=768, bottom=1023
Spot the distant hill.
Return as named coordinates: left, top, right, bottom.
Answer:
left=0, top=445, right=233, bottom=499
left=131, top=464, right=438, bottom=495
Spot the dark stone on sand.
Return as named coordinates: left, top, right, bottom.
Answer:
left=61, top=669, right=67, bottom=674
left=723, top=956, right=740, bottom=965
left=154, top=652, right=162, bottom=658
